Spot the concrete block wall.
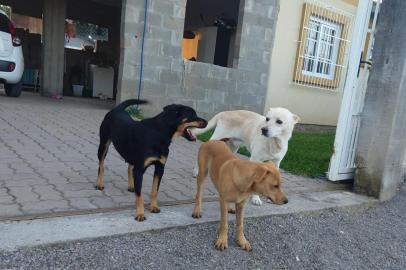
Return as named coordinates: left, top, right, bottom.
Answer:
left=117, top=0, right=280, bottom=119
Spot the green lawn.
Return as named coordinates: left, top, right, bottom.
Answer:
left=198, top=130, right=335, bottom=178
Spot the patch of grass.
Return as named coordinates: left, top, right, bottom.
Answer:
left=125, top=105, right=144, bottom=120
left=196, top=130, right=214, bottom=142
left=197, top=130, right=335, bottom=178
left=280, top=132, right=335, bottom=178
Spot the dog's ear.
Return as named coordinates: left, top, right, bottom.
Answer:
left=163, top=104, right=183, bottom=117
left=292, top=114, right=300, bottom=124
left=252, top=165, right=271, bottom=183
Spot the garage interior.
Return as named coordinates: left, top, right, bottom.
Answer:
left=0, top=0, right=122, bottom=100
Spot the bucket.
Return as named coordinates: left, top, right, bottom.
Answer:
left=72, top=85, right=83, bottom=97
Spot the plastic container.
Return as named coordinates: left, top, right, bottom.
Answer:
left=72, top=85, right=83, bottom=97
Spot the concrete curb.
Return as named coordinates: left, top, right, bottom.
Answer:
left=0, top=190, right=377, bottom=252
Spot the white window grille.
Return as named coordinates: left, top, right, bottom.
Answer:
left=302, top=16, right=342, bottom=80
left=293, top=1, right=353, bottom=91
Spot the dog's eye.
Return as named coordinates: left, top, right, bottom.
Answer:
left=266, top=117, right=270, bottom=122
left=273, top=185, right=279, bottom=188
left=276, top=119, right=283, bottom=125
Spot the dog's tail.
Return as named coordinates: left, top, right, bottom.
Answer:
left=113, top=99, right=148, bottom=112
left=191, top=113, right=221, bottom=136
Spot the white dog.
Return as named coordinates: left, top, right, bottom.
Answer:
left=192, top=108, right=299, bottom=206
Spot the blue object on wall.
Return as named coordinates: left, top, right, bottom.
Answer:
left=136, top=0, right=148, bottom=110
left=22, top=69, right=36, bottom=85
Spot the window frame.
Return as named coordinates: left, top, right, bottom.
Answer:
left=301, top=16, right=342, bottom=80
left=293, top=3, right=351, bottom=90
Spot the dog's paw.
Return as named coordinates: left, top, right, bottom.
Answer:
left=251, top=195, right=263, bottom=206
left=228, top=208, right=236, bottom=214
left=192, top=211, right=202, bottom=219
left=127, top=188, right=135, bottom=192
left=192, top=166, right=199, bottom=178
left=135, top=214, right=146, bottom=222
left=150, top=206, right=161, bottom=213
left=95, top=185, right=104, bottom=191
left=238, top=240, right=252, bottom=252
left=214, top=238, right=228, bottom=251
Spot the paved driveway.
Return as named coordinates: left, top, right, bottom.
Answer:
left=0, top=92, right=349, bottom=219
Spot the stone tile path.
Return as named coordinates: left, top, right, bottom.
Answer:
left=0, top=92, right=350, bottom=220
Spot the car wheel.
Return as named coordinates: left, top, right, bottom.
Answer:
left=5, top=81, right=22, bottom=97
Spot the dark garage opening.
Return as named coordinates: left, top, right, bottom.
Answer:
left=0, top=0, right=122, bottom=100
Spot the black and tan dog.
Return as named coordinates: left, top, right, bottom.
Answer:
left=95, top=100, right=207, bottom=221
left=192, top=140, right=288, bottom=251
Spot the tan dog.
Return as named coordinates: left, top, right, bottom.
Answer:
left=191, top=108, right=299, bottom=206
left=192, top=140, right=288, bottom=251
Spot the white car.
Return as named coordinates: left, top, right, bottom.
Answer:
left=0, top=10, right=24, bottom=97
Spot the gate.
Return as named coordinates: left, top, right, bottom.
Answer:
left=328, top=0, right=381, bottom=181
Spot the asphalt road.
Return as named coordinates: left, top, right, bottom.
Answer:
left=1, top=186, right=405, bottom=270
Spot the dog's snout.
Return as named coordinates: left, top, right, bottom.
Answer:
left=261, top=127, right=268, bottom=136
left=283, top=198, right=288, bottom=204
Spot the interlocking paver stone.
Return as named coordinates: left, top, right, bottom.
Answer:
left=0, top=195, right=14, bottom=204
left=4, top=178, right=48, bottom=187
left=0, top=188, right=9, bottom=196
left=90, top=197, right=117, bottom=208
left=0, top=93, right=350, bottom=219
left=8, top=186, right=40, bottom=203
left=0, top=205, right=23, bottom=216
left=21, top=200, right=70, bottom=213
left=68, top=198, right=98, bottom=210
left=33, top=185, right=63, bottom=201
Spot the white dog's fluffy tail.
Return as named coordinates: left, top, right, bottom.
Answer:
left=191, top=113, right=220, bottom=136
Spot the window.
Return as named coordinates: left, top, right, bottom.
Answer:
left=293, top=3, right=352, bottom=90
left=302, top=16, right=341, bottom=80
left=0, top=13, right=10, bottom=33
left=64, top=19, right=108, bottom=52
left=182, top=0, right=240, bottom=68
